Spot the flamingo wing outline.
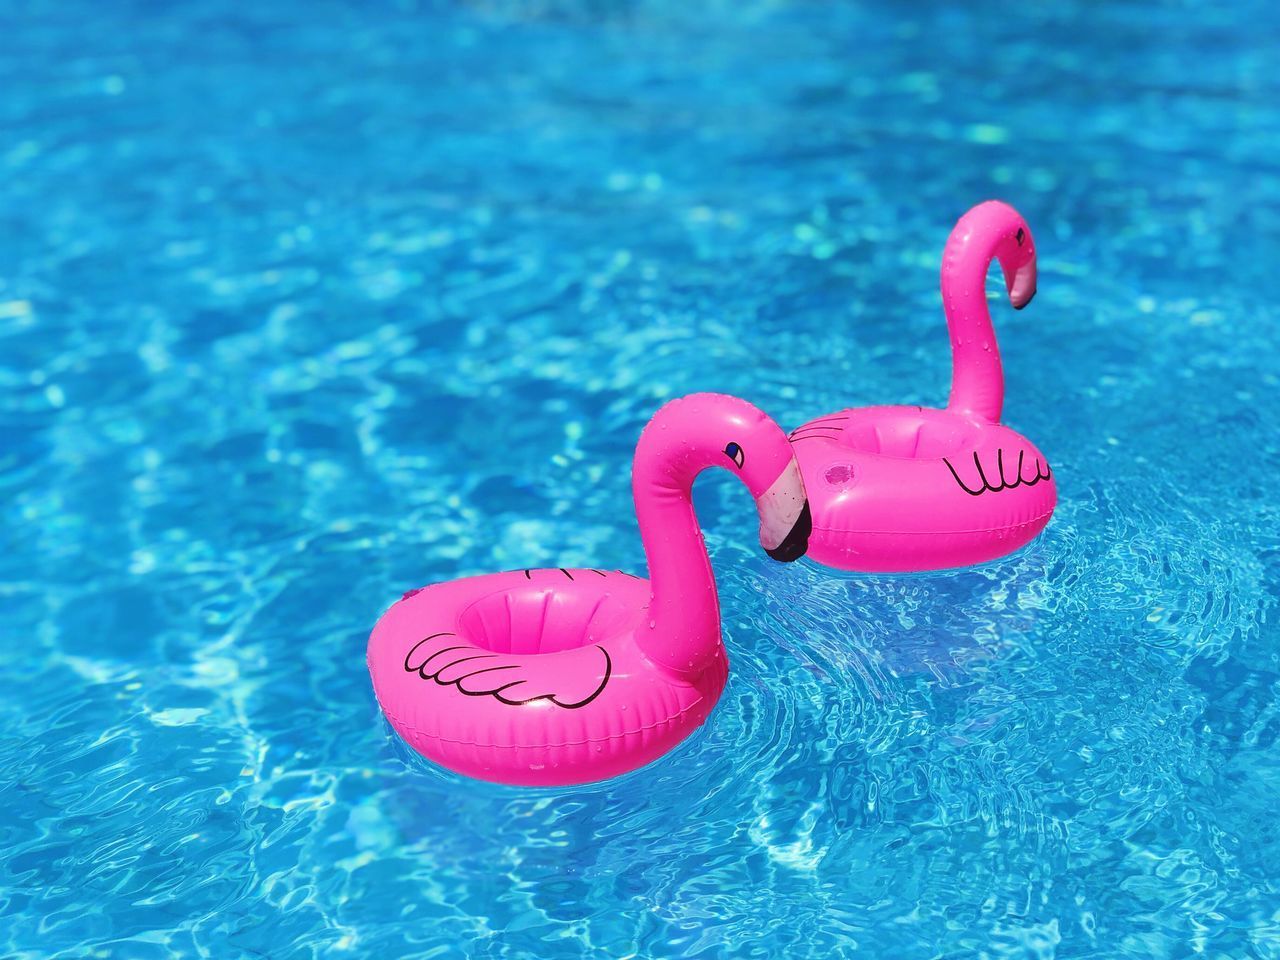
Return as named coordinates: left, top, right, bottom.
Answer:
left=403, top=633, right=612, bottom=710
left=943, top=448, right=1052, bottom=497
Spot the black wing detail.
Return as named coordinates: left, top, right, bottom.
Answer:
left=789, top=414, right=850, bottom=440
left=403, top=633, right=611, bottom=710
left=943, top=448, right=1052, bottom=497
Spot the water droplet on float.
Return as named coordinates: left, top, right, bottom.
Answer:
left=648, top=620, right=656, bottom=629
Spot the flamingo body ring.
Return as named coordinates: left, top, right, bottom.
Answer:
left=368, top=394, right=811, bottom=786
left=793, top=200, right=1056, bottom=573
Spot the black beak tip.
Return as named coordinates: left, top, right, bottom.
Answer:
left=766, top=501, right=812, bottom=563
left=1014, top=286, right=1036, bottom=310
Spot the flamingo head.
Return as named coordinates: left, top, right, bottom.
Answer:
left=990, top=205, right=1038, bottom=310
left=710, top=399, right=811, bottom=563
left=635, top=393, right=811, bottom=562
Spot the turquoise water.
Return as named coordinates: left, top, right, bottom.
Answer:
left=3, top=1, right=1279, bottom=956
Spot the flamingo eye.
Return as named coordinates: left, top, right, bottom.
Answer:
left=723, top=442, right=745, bottom=468
left=1016, top=227, right=1025, bottom=246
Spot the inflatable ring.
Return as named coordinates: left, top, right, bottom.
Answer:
left=368, top=394, right=811, bottom=786
left=793, top=200, right=1056, bottom=572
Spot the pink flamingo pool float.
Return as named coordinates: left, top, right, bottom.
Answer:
left=367, top=394, right=811, bottom=786
left=791, top=200, right=1056, bottom=572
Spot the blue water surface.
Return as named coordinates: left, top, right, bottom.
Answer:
left=3, top=1, right=1280, bottom=957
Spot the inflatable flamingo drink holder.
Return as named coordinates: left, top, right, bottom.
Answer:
left=792, top=200, right=1057, bottom=573
left=367, top=394, right=811, bottom=787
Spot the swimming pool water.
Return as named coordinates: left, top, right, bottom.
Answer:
left=3, top=1, right=1279, bottom=957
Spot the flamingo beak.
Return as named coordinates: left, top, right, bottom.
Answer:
left=757, top=458, right=811, bottom=562
left=765, top=502, right=811, bottom=562
left=1009, top=258, right=1037, bottom=310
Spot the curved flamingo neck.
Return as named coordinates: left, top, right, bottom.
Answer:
left=631, top=449, right=722, bottom=679
left=941, top=219, right=1006, bottom=424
